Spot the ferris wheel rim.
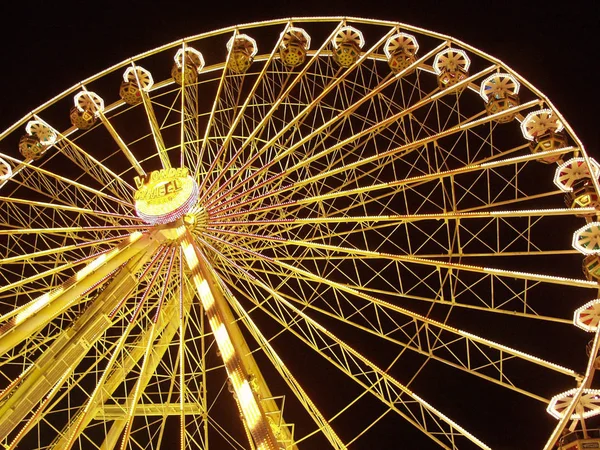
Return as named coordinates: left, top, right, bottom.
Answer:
left=0, top=16, right=598, bottom=450
left=0, top=16, right=587, bottom=155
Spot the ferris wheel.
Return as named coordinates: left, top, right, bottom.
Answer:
left=0, top=16, right=599, bottom=449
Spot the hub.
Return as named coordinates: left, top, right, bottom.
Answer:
left=133, top=167, right=199, bottom=225
left=183, top=205, right=209, bottom=233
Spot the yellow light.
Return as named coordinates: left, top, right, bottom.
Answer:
left=134, top=169, right=199, bottom=225
left=76, top=252, right=109, bottom=281
left=15, top=288, right=64, bottom=325
left=208, top=315, right=221, bottom=332
left=183, top=242, right=199, bottom=269
left=196, top=278, right=215, bottom=310
left=229, top=370, right=244, bottom=392
left=238, top=380, right=261, bottom=429
left=129, top=231, right=143, bottom=242
left=214, top=323, right=235, bottom=362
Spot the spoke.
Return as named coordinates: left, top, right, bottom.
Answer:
left=0, top=224, right=146, bottom=236
left=177, top=44, right=199, bottom=169
left=204, top=40, right=451, bottom=207
left=129, top=247, right=171, bottom=323
left=199, top=21, right=347, bottom=201
left=203, top=234, right=581, bottom=378
left=220, top=253, right=572, bottom=324
left=134, top=63, right=171, bottom=169
left=203, top=239, right=491, bottom=449
left=209, top=142, right=572, bottom=222
left=198, top=32, right=236, bottom=161
left=181, top=77, right=201, bottom=171
left=210, top=139, right=535, bottom=243
left=0, top=195, right=140, bottom=222
left=245, top=273, right=552, bottom=402
left=0, top=231, right=163, bottom=358
left=119, top=321, right=160, bottom=448
left=33, top=116, right=138, bottom=196
left=0, top=152, right=134, bottom=212
left=196, top=22, right=292, bottom=195
left=206, top=25, right=401, bottom=205
left=217, top=250, right=557, bottom=402
left=209, top=206, right=591, bottom=261
left=0, top=233, right=130, bottom=265
left=206, top=61, right=501, bottom=211
left=0, top=247, right=117, bottom=298
left=219, top=278, right=348, bottom=449
left=212, top=206, right=595, bottom=227
left=96, top=109, right=146, bottom=177
left=206, top=227, right=595, bottom=290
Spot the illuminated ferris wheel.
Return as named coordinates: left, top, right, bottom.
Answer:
left=0, top=17, right=599, bottom=449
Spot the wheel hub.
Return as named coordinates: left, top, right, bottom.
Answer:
left=183, top=205, right=209, bottom=233
left=133, top=167, right=199, bottom=225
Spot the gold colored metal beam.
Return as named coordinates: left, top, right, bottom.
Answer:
left=206, top=236, right=580, bottom=379
left=213, top=245, right=491, bottom=449
left=0, top=235, right=163, bottom=443
left=0, top=232, right=162, bottom=359
left=97, top=110, right=147, bottom=177
left=139, top=87, right=171, bottom=169
left=223, top=284, right=345, bottom=449
left=181, top=232, right=281, bottom=449
left=52, top=270, right=194, bottom=450
left=96, top=403, right=204, bottom=419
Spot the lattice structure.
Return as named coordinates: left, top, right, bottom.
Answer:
left=0, top=17, right=598, bottom=450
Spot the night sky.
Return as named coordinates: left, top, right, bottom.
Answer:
left=1, top=1, right=596, bottom=154
left=0, top=0, right=598, bottom=448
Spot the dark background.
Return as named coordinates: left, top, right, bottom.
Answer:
left=0, top=0, right=597, bottom=156
left=0, top=0, right=597, bottom=448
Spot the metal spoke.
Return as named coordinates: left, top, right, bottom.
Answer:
left=0, top=17, right=596, bottom=450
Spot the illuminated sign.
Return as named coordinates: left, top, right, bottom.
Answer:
left=134, top=167, right=199, bottom=225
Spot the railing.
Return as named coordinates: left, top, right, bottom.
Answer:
left=559, top=429, right=600, bottom=445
